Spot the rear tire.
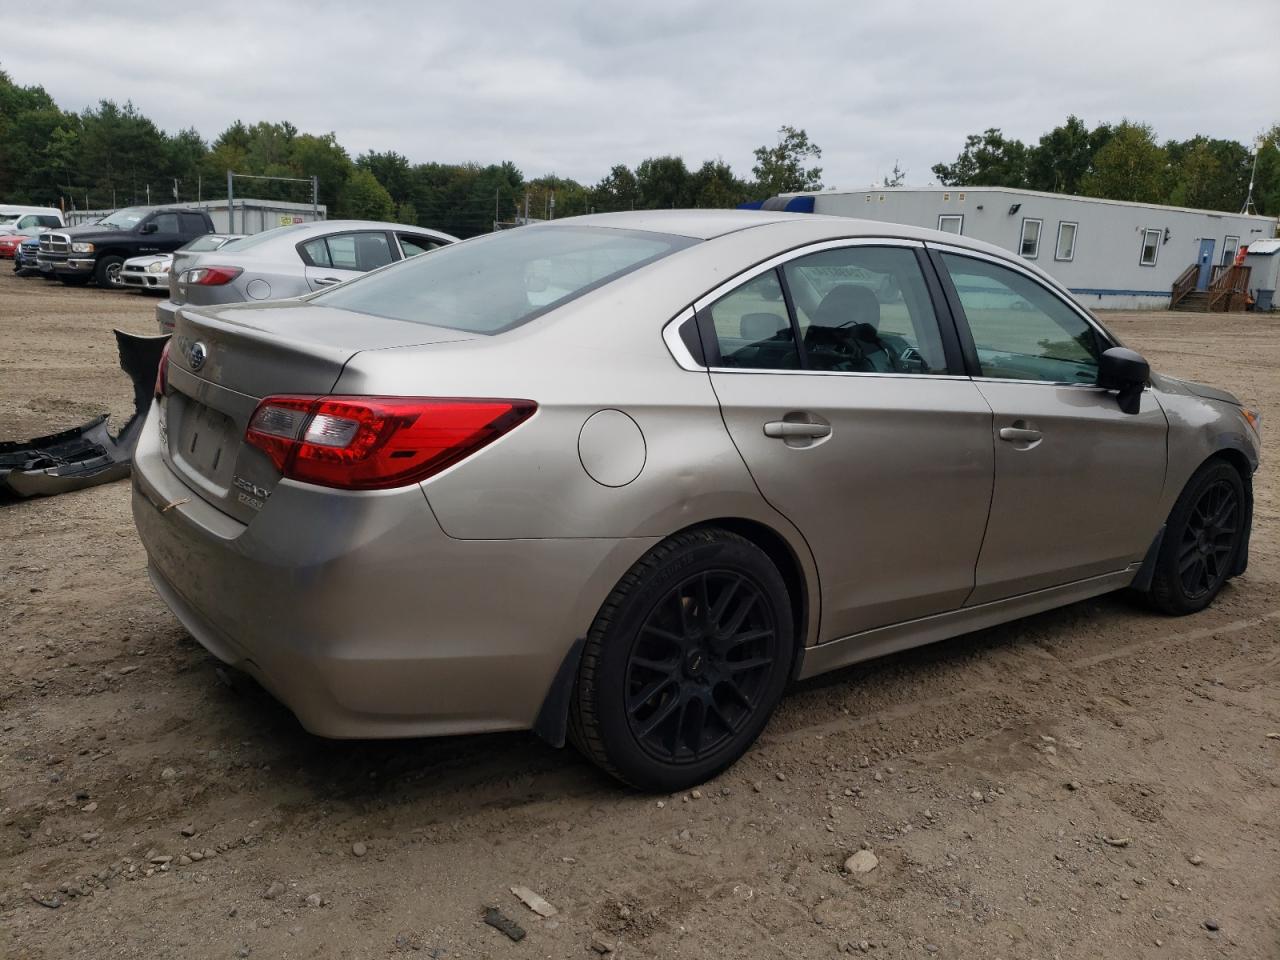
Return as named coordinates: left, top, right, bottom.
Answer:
left=95, top=255, right=125, bottom=289
left=569, top=528, right=795, bottom=791
left=1147, top=460, right=1246, bottom=615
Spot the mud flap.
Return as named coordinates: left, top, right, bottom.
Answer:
left=0, top=330, right=170, bottom=500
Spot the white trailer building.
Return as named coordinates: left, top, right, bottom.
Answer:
left=66, top=198, right=325, bottom=235
left=765, top=187, right=1277, bottom=309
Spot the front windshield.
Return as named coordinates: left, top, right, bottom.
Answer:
left=312, top=225, right=697, bottom=334
left=98, top=207, right=149, bottom=229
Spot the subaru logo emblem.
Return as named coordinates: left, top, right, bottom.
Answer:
left=188, top=341, right=207, bottom=371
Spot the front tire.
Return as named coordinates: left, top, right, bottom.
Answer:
left=570, top=528, right=795, bottom=791
left=1148, top=459, right=1246, bottom=615
left=95, top=255, right=125, bottom=289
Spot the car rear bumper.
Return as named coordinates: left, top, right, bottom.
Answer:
left=130, top=408, right=654, bottom=738
left=156, top=299, right=179, bottom=333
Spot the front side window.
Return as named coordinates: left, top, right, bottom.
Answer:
left=1019, top=218, right=1043, bottom=259
left=1221, top=236, right=1239, bottom=265
left=1139, top=228, right=1161, bottom=266
left=1055, top=221, right=1077, bottom=261
left=937, top=214, right=963, bottom=234
left=705, top=271, right=800, bottom=370
left=782, top=245, right=948, bottom=374
left=313, top=225, right=697, bottom=334
left=942, top=253, right=1103, bottom=384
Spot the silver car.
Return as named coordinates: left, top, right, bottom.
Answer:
left=156, top=220, right=456, bottom=332
left=132, top=210, right=1261, bottom=791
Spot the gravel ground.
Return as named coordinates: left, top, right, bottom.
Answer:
left=1, top=267, right=1278, bottom=959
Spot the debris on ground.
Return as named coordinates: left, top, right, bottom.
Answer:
left=510, top=885, right=558, bottom=917
left=483, top=906, right=526, bottom=942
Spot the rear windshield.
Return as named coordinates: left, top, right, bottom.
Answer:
left=181, top=234, right=241, bottom=252
left=311, top=225, right=698, bottom=334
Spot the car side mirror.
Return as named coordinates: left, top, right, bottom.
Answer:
left=140, top=222, right=157, bottom=234
left=1097, top=346, right=1149, bottom=415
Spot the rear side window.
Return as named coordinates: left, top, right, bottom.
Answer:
left=180, top=213, right=207, bottom=233
left=705, top=271, right=800, bottom=370
left=303, top=232, right=394, bottom=271
left=398, top=233, right=444, bottom=258
left=152, top=213, right=180, bottom=233
left=313, top=225, right=697, bottom=334
left=941, top=253, right=1103, bottom=384
left=782, top=246, right=948, bottom=374
left=702, top=244, right=950, bottom=375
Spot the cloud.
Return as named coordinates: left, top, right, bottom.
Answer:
left=4, top=0, right=1275, bottom=189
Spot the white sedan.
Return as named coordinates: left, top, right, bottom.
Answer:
left=119, top=252, right=173, bottom=293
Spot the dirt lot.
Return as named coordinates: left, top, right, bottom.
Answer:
left=1, top=267, right=1278, bottom=960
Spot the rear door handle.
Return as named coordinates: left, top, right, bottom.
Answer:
left=314, top=276, right=342, bottom=286
left=764, top=421, right=831, bottom=439
left=998, top=426, right=1043, bottom=443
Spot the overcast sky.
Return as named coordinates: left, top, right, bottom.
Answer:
left=4, top=1, right=1276, bottom=189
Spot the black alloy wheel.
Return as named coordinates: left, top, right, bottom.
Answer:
left=1175, top=478, right=1239, bottom=601
left=625, top=570, right=777, bottom=765
left=570, top=527, right=794, bottom=791
left=1148, top=459, right=1247, bottom=615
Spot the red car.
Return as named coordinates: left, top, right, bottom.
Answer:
left=0, top=234, right=26, bottom=258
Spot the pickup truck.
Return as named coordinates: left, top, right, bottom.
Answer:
left=39, top=206, right=214, bottom=288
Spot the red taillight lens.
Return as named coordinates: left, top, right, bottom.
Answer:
left=245, top=396, right=537, bottom=490
left=183, top=266, right=242, bottom=286
left=154, top=339, right=172, bottom=400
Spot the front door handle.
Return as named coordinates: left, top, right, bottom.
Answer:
left=999, top=426, right=1043, bottom=443
left=764, top=421, right=831, bottom=439
left=313, top=276, right=342, bottom=286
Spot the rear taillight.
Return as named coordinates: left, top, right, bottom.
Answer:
left=182, top=266, right=242, bottom=286
left=244, top=396, right=537, bottom=490
left=154, top=339, right=172, bottom=400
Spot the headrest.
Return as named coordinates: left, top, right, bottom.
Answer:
left=814, top=284, right=881, bottom=329
left=740, top=312, right=790, bottom=342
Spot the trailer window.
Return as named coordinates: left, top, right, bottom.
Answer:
left=1139, top=228, right=1161, bottom=267
left=1055, top=222, right=1077, bottom=262
left=1019, top=218, right=1042, bottom=259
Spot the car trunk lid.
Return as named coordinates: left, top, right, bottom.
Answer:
left=161, top=300, right=475, bottom=523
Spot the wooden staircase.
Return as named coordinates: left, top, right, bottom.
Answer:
left=1170, top=263, right=1251, bottom=312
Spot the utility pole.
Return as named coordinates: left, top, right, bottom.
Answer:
left=197, top=174, right=202, bottom=203
left=1242, top=139, right=1260, bottom=215
left=312, top=176, right=319, bottom=221
left=227, top=171, right=234, bottom=233
left=549, top=191, right=555, bottom=220
left=523, top=193, right=529, bottom=223
left=173, top=178, right=179, bottom=202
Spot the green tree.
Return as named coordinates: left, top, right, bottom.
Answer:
left=1080, top=121, right=1167, bottom=203
left=1254, top=124, right=1280, bottom=216
left=690, top=159, right=748, bottom=207
left=636, top=155, right=691, bottom=208
left=1025, top=115, right=1104, bottom=194
left=882, top=160, right=906, bottom=187
left=1165, top=136, right=1251, bottom=212
left=337, top=167, right=394, bottom=219
left=357, top=150, right=414, bottom=207
left=752, top=125, right=822, bottom=195
left=591, top=164, right=640, bottom=212
left=931, top=128, right=1028, bottom=187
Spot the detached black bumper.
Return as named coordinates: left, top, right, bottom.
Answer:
left=0, top=331, right=169, bottom=499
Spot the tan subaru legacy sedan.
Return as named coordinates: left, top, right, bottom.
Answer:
left=132, top=210, right=1260, bottom=791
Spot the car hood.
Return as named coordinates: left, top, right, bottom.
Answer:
left=52, top=224, right=132, bottom=242
left=126, top=253, right=172, bottom=266
left=1152, top=372, right=1242, bottom=406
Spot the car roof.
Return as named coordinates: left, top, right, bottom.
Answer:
left=549, top=209, right=1022, bottom=258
